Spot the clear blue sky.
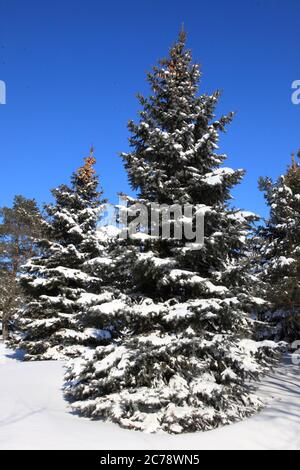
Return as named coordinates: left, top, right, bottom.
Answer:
left=0, top=0, right=299, bottom=217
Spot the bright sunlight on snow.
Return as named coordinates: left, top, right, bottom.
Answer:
left=1, top=341, right=299, bottom=450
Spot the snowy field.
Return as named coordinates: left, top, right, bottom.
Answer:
left=0, top=340, right=300, bottom=450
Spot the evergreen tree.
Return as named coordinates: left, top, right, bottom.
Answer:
left=13, top=149, right=117, bottom=360
left=0, top=195, right=42, bottom=340
left=65, top=32, right=276, bottom=433
left=256, top=152, right=300, bottom=343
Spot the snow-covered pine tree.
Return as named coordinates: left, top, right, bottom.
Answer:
left=13, top=149, right=117, bottom=360
left=256, top=152, right=300, bottom=343
left=65, top=31, right=276, bottom=433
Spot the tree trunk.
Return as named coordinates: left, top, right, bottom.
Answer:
left=2, top=282, right=17, bottom=341
left=2, top=317, right=9, bottom=340
left=2, top=294, right=14, bottom=341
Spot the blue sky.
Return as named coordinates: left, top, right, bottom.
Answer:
left=0, top=0, right=299, bottom=217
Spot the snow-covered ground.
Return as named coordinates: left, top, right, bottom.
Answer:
left=0, top=341, right=300, bottom=450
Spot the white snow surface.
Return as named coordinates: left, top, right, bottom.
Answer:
left=0, top=341, right=300, bottom=450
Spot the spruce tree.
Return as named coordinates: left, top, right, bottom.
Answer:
left=65, top=32, right=276, bottom=433
left=256, top=152, right=300, bottom=343
left=13, top=149, right=116, bottom=360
